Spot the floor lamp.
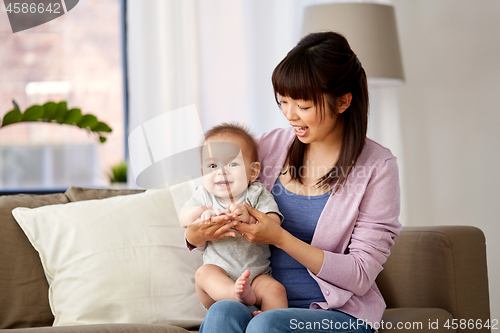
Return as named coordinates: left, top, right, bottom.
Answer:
left=302, top=3, right=404, bottom=86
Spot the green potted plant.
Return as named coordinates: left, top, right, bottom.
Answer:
left=0, top=100, right=112, bottom=142
left=108, top=161, right=127, bottom=185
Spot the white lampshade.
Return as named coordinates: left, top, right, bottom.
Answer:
left=302, top=3, right=404, bottom=86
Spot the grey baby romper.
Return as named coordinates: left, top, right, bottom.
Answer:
left=184, top=181, right=283, bottom=282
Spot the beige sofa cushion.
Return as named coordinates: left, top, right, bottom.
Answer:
left=0, top=193, right=69, bottom=329
left=64, top=186, right=144, bottom=202
left=0, top=323, right=193, bottom=333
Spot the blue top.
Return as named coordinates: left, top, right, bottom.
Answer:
left=270, top=176, right=330, bottom=308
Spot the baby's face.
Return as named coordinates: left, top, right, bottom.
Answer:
left=201, top=133, right=257, bottom=203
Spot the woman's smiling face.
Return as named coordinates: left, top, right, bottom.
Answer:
left=279, top=95, right=345, bottom=146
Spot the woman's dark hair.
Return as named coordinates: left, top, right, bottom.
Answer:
left=271, top=31, right=368, bottom=192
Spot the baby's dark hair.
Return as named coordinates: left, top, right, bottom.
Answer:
left=204, top=122, right=259, bottom=163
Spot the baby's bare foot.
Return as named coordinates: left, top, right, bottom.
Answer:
left=235, top=270, right=256, bottom=306
left=252, top=310, right=262, bottom=317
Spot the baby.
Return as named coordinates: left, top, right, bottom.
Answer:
left=180, top=122, right=288, bottom=314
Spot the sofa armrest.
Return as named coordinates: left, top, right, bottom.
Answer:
left=376, top=226, right=490, bottom=333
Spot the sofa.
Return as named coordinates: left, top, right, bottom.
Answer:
left=0, top=186, right=491, bottom=332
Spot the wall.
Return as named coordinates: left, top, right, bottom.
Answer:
left=393, top=0, right=500, bottom=322
left=126, top=0, right=499, bottom=321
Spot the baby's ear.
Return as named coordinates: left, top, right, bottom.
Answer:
left=249, top=162, right=261, bottom=182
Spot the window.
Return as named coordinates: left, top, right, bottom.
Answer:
left=0, top=0, right=124, bottom=190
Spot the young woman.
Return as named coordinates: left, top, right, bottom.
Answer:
left=186, top=31, right=402, bottom=333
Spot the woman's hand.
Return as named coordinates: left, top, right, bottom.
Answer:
left=234, top=203, right=287, bottom=247
left=185, top=208, right=238, bottom=248
left=238, top=203, right=325, bottom=275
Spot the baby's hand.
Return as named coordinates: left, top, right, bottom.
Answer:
left=198, top=207, right=223, bottom=223
left=229, top=203, right=256, bottom=224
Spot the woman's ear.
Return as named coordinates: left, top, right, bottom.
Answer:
left=249, top=162, right=261, bottom=182
left=337, top=93, right=352, bottom=114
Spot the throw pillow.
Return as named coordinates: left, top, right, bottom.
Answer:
left=12, top=187, right=205, bottom=328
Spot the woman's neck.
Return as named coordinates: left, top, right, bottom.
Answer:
left=305, top=132, right=342, bottom=168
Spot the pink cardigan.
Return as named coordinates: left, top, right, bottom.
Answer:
left=257, top=127, right=402, bottom=327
